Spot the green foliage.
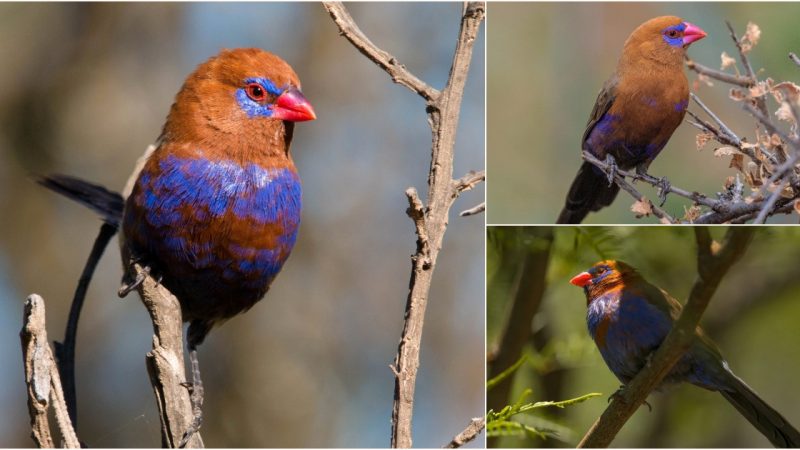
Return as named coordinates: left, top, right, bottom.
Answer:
left=486, top=388, right=602, bottom=441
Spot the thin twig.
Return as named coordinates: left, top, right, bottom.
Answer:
left=21, top=294, right=81, bottom=448
left=754, top=181, right=788, bottom=224
left=577, top=228, right=754, bottom=447
left=55, top=221, right=118, bottom=428
left=686, top=58, right=752, bottom=87
left=459, top=202, right=485, bottom=217
left=443, top=417, right=485, bottom=448
left=790, top=52, right=800, bottom=68
left=322, top=3, right=440, bottom=102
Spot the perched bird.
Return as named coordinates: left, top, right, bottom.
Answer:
left=557, top=16, right=706, bottom=224
left=570, top=260, right=800, bottom=447
left=39, top=48, right=315, bottom=442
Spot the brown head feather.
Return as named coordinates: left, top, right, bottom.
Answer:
left=619, top=16, right=690, bottom=69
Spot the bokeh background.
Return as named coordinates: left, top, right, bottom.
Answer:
left=488, top=2, right=800, bottom=224
left=487, top=226, right=800, bottom=447
left=0, top=3, right=484, bottom=447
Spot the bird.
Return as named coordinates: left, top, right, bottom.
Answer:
left=570, top=260, right=800, bottom=447
left=556, top=16, right=707, bottom=224
left=38, top=48, right=316, bottom=443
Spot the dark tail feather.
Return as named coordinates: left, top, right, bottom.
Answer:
left=556, top=161, right=619, bottom=224
left=720, top=371, right=800, bottom=447
left=36, top=174, right=125, bottom=225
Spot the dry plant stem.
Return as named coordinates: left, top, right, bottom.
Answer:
left=55, top=221, right=119, bottom=428
left=459, top=202, right=485, bottom=217
left=323, top=2, right=485, bottom=447
left=577, top=228, right=754, bottom=448
left=686, top=59, right=752, bottom=87
left=725, top=20, right=769, bottom=119
left=755, top=180, right=789, bottom=224
left=132, top=264, right=203, bottom=448
left=21, top=294, right=80, bottom=448
left=443, top=417, right=485, bottom=448
left=790, top=52, right=800, bottom=68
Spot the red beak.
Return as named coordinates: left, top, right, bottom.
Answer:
left=271, top=87, right=316, bottom=122
left=682, top=22, right=707, bottom=46
left=570, top=272, right=593, bottom=287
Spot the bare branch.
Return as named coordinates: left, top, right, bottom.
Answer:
left=754, top=181, right=788, bottom=224
left=686, top=58, right=753, bottom=87
left=578, top=228, right=754, bottom=447
left=790, top=52, right=800, bottom=68
left=459, top=202, right=485, bottom=217
left=322, top=2, right=440, bottom=102
left=21, top=294, right=80, bottom=448
left=443, top=417, right=485, bottom=448
left=325, top=2, right=486, bottom=447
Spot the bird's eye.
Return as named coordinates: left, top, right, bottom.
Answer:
left=666, top=29, right=680, bottom=39
left=596, top=267, right=606, bottom=275
left=246, top=83, right=266, bottom=102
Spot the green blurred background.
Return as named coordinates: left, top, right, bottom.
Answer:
left=487, top=226, right=800, bottom=447
left=0, top=3, right=484, bottom=447
left=488, top=2, right=800, bottom=224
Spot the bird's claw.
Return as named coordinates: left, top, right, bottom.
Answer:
left=655, top=177, right=671, bottom=206
left=118, top=265, right=151, bottom=297
left=604, top=154, right=618, bottom=186
left=178, top=349, right=204, bottom=448
left=607, top=386, right=653, bottom=412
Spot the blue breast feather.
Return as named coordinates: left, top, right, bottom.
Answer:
left=133, top=153, right=301, bottom=283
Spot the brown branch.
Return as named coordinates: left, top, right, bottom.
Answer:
left=577, top=228, right=754, bottom=448
left=322, top=2, right=439, bottom=102
left=459, top=202, right=485, bottom=217
left=443, top=417, right=485, bottom=448
left=790, top=52, right=800, bottom=68
left=323, top=2, right=485, bottom=447
left=21, top=294, right=80, bottom=448
left=686, top=58, right=753, bottom=87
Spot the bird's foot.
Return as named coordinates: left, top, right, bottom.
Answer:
left=607, top=386, right=652, bottom=412
left=655, top=176, right=671, bottom=206
left=178, top=349, right=204, bottom=448
left=118, top=265, right=151, bottom=297
left=604, top=154, right=618, bottom=186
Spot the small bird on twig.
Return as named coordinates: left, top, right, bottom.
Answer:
left=38, top=48, right=316, bottom=445
left=557, top=16, right=706, bottom=224
left=571, top=260, right=800, bottom=447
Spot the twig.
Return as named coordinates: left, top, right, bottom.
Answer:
left=577, top=228, right=754, bottom=447
left=726, top=20, right=769, bottom=120
left=754, top=180, right=788, bottom=224
left=686, top=58, right=752, bottom=87
left=742, top=101, right=800, bottom=152
left=459, top=202, right=485, bottom=217
left=790, top=52, right=800, bottom=68
left=443, top=417, right=485, bottom=448
left=322, top=3, right=439, bottom=102
left=21, top=294, right=81, bottom=448
left=55, top=221, right=119, bottom=427
left=323, top=2, right=486, bottom=447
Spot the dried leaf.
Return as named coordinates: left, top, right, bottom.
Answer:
left=631, top=198, right=653, bottom=218
left=729, top=88, right=746, bottom=102
left=710, top=240, right=722, bottom=255
left=794, top=199, right=800, bottom=215
left=724, top=176, right=736, bottom=189
left=776, top=102, right=796, bottom=124
left=729, top=154, right=744, bottom=171
left=683, top=205, right=702, bottom=222
left=750, top=82, right=769, bottom=98
left=713, top=146, right=738, bottom=157
left=697, top=73, right=714, bottom=88
left=696, top=132, right=713, bottom=150
left=720, top=51, right=737, bottom=70
left=772, top=81, right=800, bottom=103
left=740, top=22, right=761, bottom=54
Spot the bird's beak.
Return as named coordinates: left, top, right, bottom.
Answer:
left=682, top=22, right=707, bottom=46
left=569, top=272, right=593, bottom=287
left=271, top=87, right=316, bottom=122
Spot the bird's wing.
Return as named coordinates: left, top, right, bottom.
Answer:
left=582, top=74, right=619, bottom=147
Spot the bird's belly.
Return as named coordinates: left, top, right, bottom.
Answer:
left=124, top=153, right=302, bottom=320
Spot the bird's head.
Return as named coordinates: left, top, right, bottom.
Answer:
left=621, top=16, right=706, bottom=67
left=570, top=260, right=639, bottom=300
left=161, top=48, right=316, bottom=153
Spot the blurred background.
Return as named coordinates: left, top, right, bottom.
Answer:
left=488, top=2, right=800, bottom=224
left=487, top=226, right=800, bottom=447
left=0, top=3, right=484, bottom=447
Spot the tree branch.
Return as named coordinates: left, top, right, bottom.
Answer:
left=443, top=417, right=485, bottom=448
left=577, top=228, right=754, bottom=448
left=323, top=2, right=486, bottom=447
left=21, top=294, right=80, bottom=448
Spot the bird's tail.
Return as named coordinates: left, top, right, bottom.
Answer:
left=37, top=174, right=125, bottom=226
left=556, top=161, right=619, bottom=224
left=719, top=370, right=800, bottom=447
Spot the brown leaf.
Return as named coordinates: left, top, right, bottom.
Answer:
left=683, top=205, right=702, bottom=222
left=729, top=88, right=746, bottom=102
left=724, top=176, right=736, bottom=189
left=741, top=22, right=761, bottom=54
left=720, top=51, right=737, bottom=70
left=749, top=81, right=769, bottom=98
left=713, top=146, right=738, bottom=157
left=776, top=102, right=796, bottom=124
left=729, top=154, right=744, bottom=171
left=794, top=199, right=800, bottom=215
left=631, top=197, right=653, bottom=218
left=696, top=132, right=713, bottom=150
